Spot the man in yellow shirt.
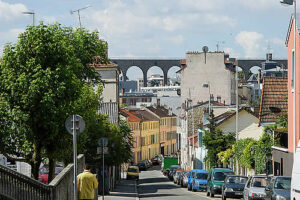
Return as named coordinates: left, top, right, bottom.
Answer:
left=77, top=164, right=98, bottom=200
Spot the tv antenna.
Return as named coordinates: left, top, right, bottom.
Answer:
left=216, top=41, right=225, bottom=51
left=22, top=10, right=35, bottom=25
left=70, top=5, right=91, bottom=28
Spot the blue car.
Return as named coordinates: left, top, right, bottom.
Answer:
left=187, top=170, right=203, bottom=191
left=192, top=170, right=208, bottom=192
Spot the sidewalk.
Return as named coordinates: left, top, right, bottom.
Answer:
left=99, top=179, right=139, bottom=200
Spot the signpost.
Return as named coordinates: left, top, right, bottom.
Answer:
left=98, top=137, right=108, bottom=200
left=65, top=115, right=85, bottom=200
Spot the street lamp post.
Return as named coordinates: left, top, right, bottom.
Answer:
left=280, top=0, right=297, bottom=154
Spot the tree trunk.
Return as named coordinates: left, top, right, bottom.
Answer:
left=48, top=158, right=55, bottom=183
left=31, top=143, right=42, bottom=180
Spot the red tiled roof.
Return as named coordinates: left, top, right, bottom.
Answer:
left=120, top=109, right=141, bottom=122
left=259, top=77, right=288, bottom=125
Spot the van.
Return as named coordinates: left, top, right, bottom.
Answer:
left=291, top=142, right=300, bottom=200
left=206, top=168, right=234, bottom=197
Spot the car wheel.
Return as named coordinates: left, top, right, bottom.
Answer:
left=192, top=186, right=196, bottom=192
left=210, top=188, right=214, bottom=197
left=222, top=194, right=226, bottom=200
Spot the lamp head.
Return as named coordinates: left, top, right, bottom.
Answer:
left=202, top=83, right=209, bottom=88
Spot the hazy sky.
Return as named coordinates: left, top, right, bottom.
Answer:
left=0, top=0, right=295, bottom=79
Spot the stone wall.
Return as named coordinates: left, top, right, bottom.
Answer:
left=187, top=106, right=204, bottom=137
left=49, top=154, right=98, bottom=200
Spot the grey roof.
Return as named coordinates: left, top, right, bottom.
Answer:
left=120, top=91, right=156, bottom=97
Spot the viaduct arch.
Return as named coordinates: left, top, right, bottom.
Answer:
left=237, top=59, right=287, bottom=79
left=111, top=59, right=182, bottom=86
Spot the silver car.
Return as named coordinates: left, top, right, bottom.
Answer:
left=243, top=175, right=270, bottom=200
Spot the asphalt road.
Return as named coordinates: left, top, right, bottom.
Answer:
left=137, top=166, right=237, bottom=200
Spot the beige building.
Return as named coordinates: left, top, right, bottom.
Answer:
left=217, top=109, right=264, bottom=140
left=179, top=51, right=237, bottom=107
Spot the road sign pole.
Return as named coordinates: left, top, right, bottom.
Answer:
left=73, top=115, right=77, bottom=200
left=102, top=144, right=105, bottom=200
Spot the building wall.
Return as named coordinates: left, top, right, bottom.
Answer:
left=287, top=19, right=300, bottom=154
left=181, top=52, right=234, bottom=106
left=217, top=110, right=264, bottom=140
left=140, top=121, right=160, bottom=161
left=272, top=149, right=293, bottom=176
left=96, top=68, right=119, bottom=103
left=160, top=116, right=178, bottom=156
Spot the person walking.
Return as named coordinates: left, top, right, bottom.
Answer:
left=77, top=164, right=98, bottom=200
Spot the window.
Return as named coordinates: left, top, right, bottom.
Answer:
left=292, top=49, right=295, bottom=91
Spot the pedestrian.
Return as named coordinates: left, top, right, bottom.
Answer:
left=77, top=164, right=98, bottom=200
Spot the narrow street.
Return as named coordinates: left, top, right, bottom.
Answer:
left=137, top=166, right=235, bottom=200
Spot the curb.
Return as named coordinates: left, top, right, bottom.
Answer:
left=135, top=180, right=139, bottom=200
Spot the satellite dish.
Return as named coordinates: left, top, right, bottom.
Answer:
left=202, top=46, right=209, bottom=53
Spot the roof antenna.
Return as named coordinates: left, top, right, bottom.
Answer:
left=202, top=46, right=209, bottom=64
left=70, top=5, right=91, bottom=28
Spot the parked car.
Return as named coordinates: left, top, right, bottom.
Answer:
left=221, top=175, right=248, bottom=200
left=192, top=170, right=208, bottom=192
left=206, top=168, right=234, bottom=197
left=266, top=176, right=291, bottom=200
left=127, top=166, right=139, bottom=180
left=38, top=166, right=63, bottom=184
left=137, top=162, right=147, bottom=171
left=177, top=171, right=186, bottom=186
left=187, top=169, right=203, bottom=191
left=168, top=165, right=181, bottom=181
left=182, top=172, right=189, bottom=187
left=173, top=170, right=184, bottom=184
left=152, top=156, right=160, bottom=165
left=243, top=175, right=270, bottom=200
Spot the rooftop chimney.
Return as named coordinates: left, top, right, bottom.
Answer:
left=157, top=98, right=161, bottom=107
left=266, top=53, right=272, bottom=61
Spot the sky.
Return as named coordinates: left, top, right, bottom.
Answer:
left=0, top=0, right=296, bottom=79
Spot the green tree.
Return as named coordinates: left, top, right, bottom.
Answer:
left=203, top=110, right=235, bottom=168
left=0, top=23, right=108, bottom=180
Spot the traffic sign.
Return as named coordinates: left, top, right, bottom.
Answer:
left=97, top=147, right=109, bottom=154
left=98, top=137, right=108, bottom=147
left=65, top=115, right=86, bottom=135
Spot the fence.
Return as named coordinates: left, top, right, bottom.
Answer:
left=0, top=164, right=53, bottom=200
left=0, top=154, right=98, bottom=200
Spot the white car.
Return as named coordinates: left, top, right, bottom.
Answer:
left=243, top=175, right=270, bottom=200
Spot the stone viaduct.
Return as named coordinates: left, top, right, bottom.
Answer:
left=111, top=58, right=287, bottom=86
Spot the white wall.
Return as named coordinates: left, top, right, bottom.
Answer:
left=217, top=110, right=264, bottom=140
left=181, top=52, right=235, bottom=106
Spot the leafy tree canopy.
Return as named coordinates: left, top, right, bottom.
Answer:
left=0, top=23, right=108, bottom=179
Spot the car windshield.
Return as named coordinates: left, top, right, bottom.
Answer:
left=274, top=177, right=291, bottom=190
left=138, top=163, right=145, bottom=166
left=226, top=176, right=248, bottom=184
left=251, top=177, right=268, bottom=188
left=196, top=173, right=208, bottom=179
left=170, top=165, right=180, bottom=170
left=213, top=171, right=234, bottom=181
left=128, top=168, right=138, bottom=173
